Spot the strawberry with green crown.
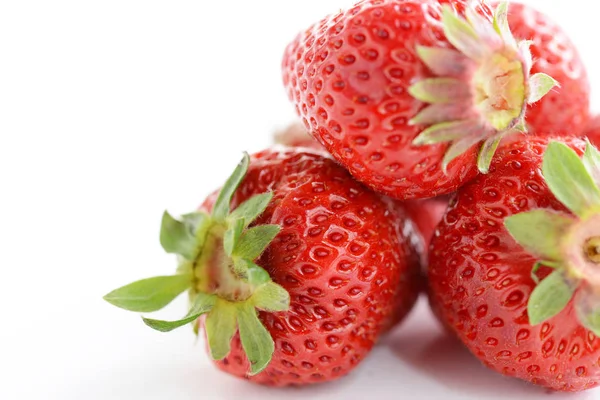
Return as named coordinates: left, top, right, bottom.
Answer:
left=428, top=137, right=600, bottom=391
left=282, top=0, right=558, bottom=200
left=104, top=148, right=422, bottom=386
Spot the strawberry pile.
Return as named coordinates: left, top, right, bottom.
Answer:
left=104, top=0, right=600, bottom=393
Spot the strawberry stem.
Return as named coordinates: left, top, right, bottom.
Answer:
left=585, top=237, right=600, bottom=263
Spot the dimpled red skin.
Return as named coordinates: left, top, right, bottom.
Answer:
left=428, top=137, right=600, bottom=392
left=282, top=0, right=488, bottom=201
left=201, top=148, right=421, bottom=386
left=504, top=2, right=590, bottom=135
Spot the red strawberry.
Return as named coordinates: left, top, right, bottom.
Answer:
left=584, top=115, right=600, bottom=148
left=104, top=148, right=421, bottom=386
left=428, top=136, right=600, bottom=391
left=503, top=2, right=590, bottom=135
left=282, top=0, right=557, bottom=200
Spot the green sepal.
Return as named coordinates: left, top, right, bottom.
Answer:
left=530, top=260, right=563, bottom=284
left=528, top=270, right=574, bottom=325
left=492, top=2, right=516, bottom=48
left=583, top=140, right=600, bottom=184
left=252, top=282, right=290, bottom=312
left=160, top=211, right=200, bottom=260
left=442, top=135, right=482, bottom=172
left=408, top=78, right=469, bottom=104
left=212, top=153, right=251, bottom=222
left=413, top=120, right=478, bottom=146
left=142, top=292, right=216, bottom=332
left=237, top=302, right=274, bottom=376
left=505, top=209, right=575, bottom=260
left=575, top=287, right=600, bottom=337
left=441, top=5, right=484, bottom=61
left=224, top=219, right=244, bottom=257
left=103, top=274, right=192, bottom=313
left=415, top=46, right=470, bottom=78
left=477, top=134, right=503, bottom=174
left=528, top=73, right=559, bottom=104
left=205, top=299, right=238, bottom=360
left=542, top=142, right=600, bottom=218
left=233, top=225, right=281, bottom=260
left=229, top=192, right=274, bottom=228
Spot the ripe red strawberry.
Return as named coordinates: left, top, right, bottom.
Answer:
left=428, top=136, right=600, bottom=391
left=104, top=148, right=421, bottom=386
left=282, top=0, right=557, bottom=200
left=503, top=2, right=590, bottom=135
left=584, top=115, right=600, bottom=148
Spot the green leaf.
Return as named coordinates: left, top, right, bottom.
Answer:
left=142, top=292, right=216, bottom=332
left=528, top=73, right=559, bottom=104
left=252, top=282, right=290, bottom=312
left=504, top=209, right=574, bottom=260
left=542, top=142, right=600, bottom=217
left=103, top=274, right=192, bottom=312
left=441, top=5, right=485, bottom=61
left=527, top=270, right=574, bottom=325
left=492, top=2, right=517, bottom=48
left=583, top=140, right=600, bottom=185
left=415, top=46, right=470, bottom=78
left=442, top=134, right=482, bottom=172
left=233, top=258, right=271, bottom=284
left=234, top=224, right=281, bottom=260
left=478, top=134, right=506, bottom=174
left=530, top=260, right=563, bottom=284
left=237, top=302, right=274, bottom=375
left=205, top=300, right=238, bottom=360
left=229, top=192, right=274, bottom=227
left=160, top=211, right=197, bottom=260
left=575, top=287, right=600, bottom=337
left=224, top=219, right=244, bottom=257
left=408, top=78, right=469, bottom=104
left=212, top=153, right=251, bottom=222
left=412, top=120, right=479, bottom=146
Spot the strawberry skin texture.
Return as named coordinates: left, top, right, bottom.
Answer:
left=202, top=148, right=421, bottom=386
left=282, top=0, right=487, bottom=200
left=504, top=3, right=590, bottom=136
left=428, top=137, right=600, bottom=391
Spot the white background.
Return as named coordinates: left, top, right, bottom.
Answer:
left=2, top=1, right=600, bottom=399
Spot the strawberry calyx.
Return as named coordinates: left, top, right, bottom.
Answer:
left=409, top=2, right=558, bottom=173
left=103, top=154, right=290, bottom=375
left=504, top=141, right=600, bottom=335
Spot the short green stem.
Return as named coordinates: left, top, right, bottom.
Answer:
left=194, top=224, right=254, bottom=302
left=585, top=237, right=600, bottom=264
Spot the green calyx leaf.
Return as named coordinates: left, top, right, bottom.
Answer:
left=542, top=142, right=600, bottom=218
left=492, top=2, right=517, bottom=48
left=229, top=192, right=274, bottom=228
left=103, top=274, right=192, bottom=312
left=212, top=153, right=251, bottom=222
left=205, top=299, right=238, bottom=360
left=442, top=135, right=482, bottom=173
left=528, top=73, right=559, bottom=104
left=583, top=140, right=600, bottom=185
left=160, top=211, right=208, bottom=260
left=408, top=78, right=469, bottom=104
left=233, top=224, right=281, bottom=260
left=142, top=292, right=216, bottom=332
left=441, top=5, right=483, bottom=61
left=413, top=120, right=481, bottom=146
left=252, top=282, right=290, bottom=312
left=237, top=302, right=275, bottom=375
left=575, top=287, right=600, bottom=337
left=528, top=270, right=575, bottom=325
left=477, top=134, right=504, bottom=174
left=233, top=259, right=271, bottom=285
left=224, top=219, right=244, bottom=257
left=505, top=209, right=575, bottom=261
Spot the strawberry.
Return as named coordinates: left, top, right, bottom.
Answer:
left=282, top=0, right=557, bottom=200
left=584, top=115, right=600, bottom=148
left=428, top=136, right=600, bottom=391
left=503, top=2, right=590, bottom=135
left=104, top=148, right=421, bottom=386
